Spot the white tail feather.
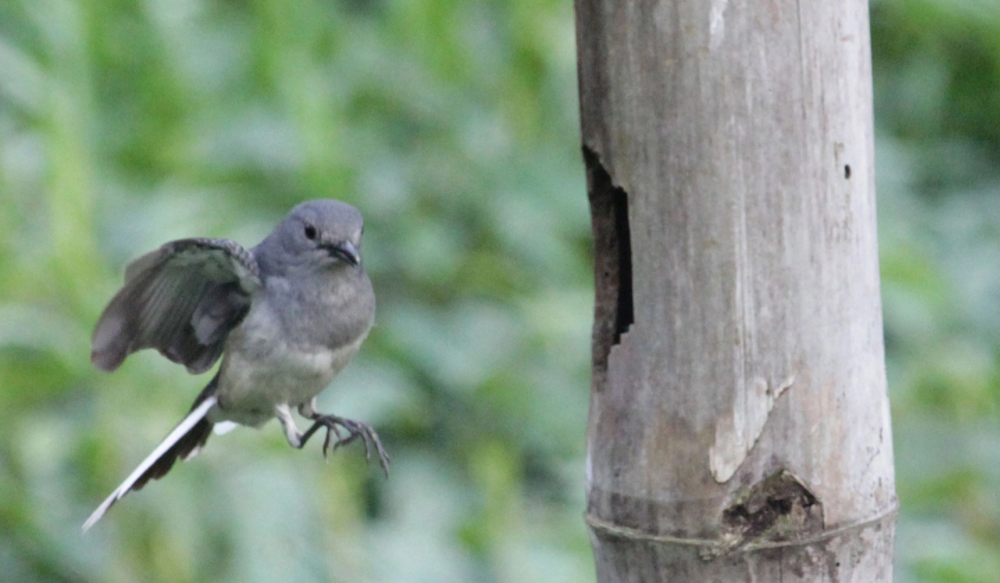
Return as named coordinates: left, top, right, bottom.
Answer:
left=82, top=396, right=218, bottom=532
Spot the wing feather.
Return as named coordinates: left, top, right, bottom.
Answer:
left=91, top=238, right=262, bottom=374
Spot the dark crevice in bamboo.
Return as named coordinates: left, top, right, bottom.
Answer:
left=584, top=145, right=634, bottom=381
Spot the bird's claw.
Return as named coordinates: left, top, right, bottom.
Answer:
left=304, top=414, right=390, bottom=477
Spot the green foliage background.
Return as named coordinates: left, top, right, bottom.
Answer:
left=0, top=0, right=996, bottom=581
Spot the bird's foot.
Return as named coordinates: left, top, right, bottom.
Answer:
left=300, top=414, right=390, bottom=477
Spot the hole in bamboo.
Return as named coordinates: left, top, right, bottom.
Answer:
left=720, top=469, right=824, bottom=550
left=584, top=146, right=634, bottom=376
left=611, top=179, right=633, bottom=345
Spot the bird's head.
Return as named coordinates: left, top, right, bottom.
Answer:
left=259, top=199, right=366, bottom=272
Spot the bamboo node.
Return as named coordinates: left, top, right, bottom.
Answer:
left=585, top=496, right=898, bottom=562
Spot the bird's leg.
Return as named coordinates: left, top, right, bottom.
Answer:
left=297, top=398, right=390, bottom=476
left=275, top=404, right=305, bottom=448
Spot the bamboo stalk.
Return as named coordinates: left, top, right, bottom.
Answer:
left=577, top=0, right=897, bottom=580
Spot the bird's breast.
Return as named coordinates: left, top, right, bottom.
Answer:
left=212, top=297, right=367, bottom=425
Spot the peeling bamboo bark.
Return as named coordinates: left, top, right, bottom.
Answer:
left=577, top=0, right=897, bottom=580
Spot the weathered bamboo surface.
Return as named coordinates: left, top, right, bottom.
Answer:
left=577, top=0, right=897, bottom=580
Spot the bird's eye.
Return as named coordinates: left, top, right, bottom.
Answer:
left=304, top=225, right=317, bottom=240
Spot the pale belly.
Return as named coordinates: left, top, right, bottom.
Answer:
left=212, top=336, right=364, bottom=428
left=209, top=278, right=371, bottom=428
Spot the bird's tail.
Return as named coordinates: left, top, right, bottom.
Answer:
left=82, top=384, right=218, bottom=532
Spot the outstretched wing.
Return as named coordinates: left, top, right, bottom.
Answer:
left=92, top=238, right=262, bottom=374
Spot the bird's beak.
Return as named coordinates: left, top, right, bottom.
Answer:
left=326, top=240, right=360, bottom=266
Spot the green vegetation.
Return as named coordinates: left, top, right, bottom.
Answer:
left=0, top=0, right=996, bottom=581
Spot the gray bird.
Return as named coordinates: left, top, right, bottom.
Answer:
left=83, top=199, right=385, bottom=532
